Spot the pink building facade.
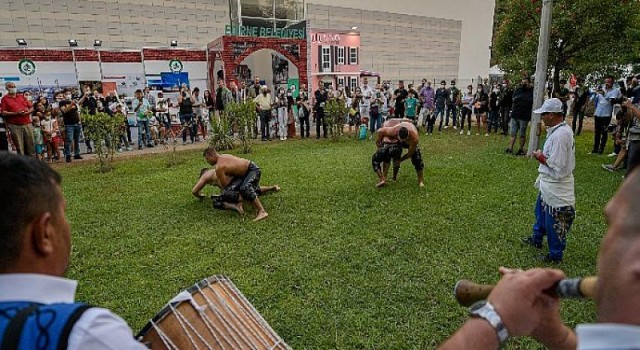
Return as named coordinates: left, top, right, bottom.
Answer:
left=310, top=30, right=361, bottom=92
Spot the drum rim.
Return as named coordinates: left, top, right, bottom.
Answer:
left=136, top=275, right=229, bottom=338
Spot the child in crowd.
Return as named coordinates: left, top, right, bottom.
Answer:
left=32, top=116, right=45, bottom=161
left=114, top=104, right=132, bottom=152
left=405, top=91, right=418, bottom=124
left=149, top=114, right=160, bottom=144
left=40, top=110, right=60, bottom=162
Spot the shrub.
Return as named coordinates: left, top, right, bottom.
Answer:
left=81, top=111, right=121, bottom=172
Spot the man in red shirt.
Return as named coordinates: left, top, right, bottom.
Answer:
left=1, top=82, right=34, bottom=155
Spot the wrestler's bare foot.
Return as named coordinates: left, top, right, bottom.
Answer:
left=234, top=203, right=245, bottom=215
left=274, top=185, right=281, bottom=192
left=419, top=182, right=425, bottom=188
left=253, top=211, right=269, bottom=222
left=376, top=180, right=387, bottom=187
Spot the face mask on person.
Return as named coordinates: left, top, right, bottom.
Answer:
left=44, top=114, right=51, bottom=120
left=8, top=88, right=17, bottom=94
left=25, top=95, right=32, bottom=102
left=65, top=94, right=72, bottom=100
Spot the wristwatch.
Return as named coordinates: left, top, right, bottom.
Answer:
left=469, top=300, right=509, bottom=346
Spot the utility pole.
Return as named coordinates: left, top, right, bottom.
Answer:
left=527, top=0, right=553, bottom=156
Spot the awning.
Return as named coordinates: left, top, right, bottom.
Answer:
left=311, top=72, right=360, bottom=76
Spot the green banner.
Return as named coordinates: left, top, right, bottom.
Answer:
left=224, top=25, right=305, bottom=40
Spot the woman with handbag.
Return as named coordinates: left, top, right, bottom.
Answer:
left=473, top=84, right=489, bottom=136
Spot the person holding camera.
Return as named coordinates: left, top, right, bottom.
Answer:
left=178, top=84, right=197, bottom=145
left=58, top=89, right=82, bottom=162
left=253, top=86, right=272, bottom=141
left=296, top=96, right=311, bottom=139
left=369, top=84, right=385, bottom=133
left=275, top=87, right=288, bottom=140
left=590, top=76, right=623, bottom=155
left=313, top=82, right=328, bottom=139
left=132, top=89, right=154, bottom=150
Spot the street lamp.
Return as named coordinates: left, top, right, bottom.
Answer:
left=68, top=39, right=78, bottom=47
left=16, top=38, right=27, bottom=46
left=170, top=40, right=178, bottom=47
left=94, top=40, right=102, bottom=47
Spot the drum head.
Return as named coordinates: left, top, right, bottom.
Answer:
left=138, top=275, right=290, bottom=350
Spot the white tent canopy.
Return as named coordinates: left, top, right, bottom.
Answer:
left=488, top=65, right=505, bottom=76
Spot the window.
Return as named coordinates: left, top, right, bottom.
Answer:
left=337, top=46, right=345, bottom=65
left=236, top=0, right=305, bottom=29
left=349, top=47, right=358, bottom=65
left=349, top=76, right=358, bottom=92
left=337, top=76, right=345, bottom=89
left=321, top=46, right=331, bottom=72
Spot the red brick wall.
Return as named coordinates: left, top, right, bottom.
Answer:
left=220, top=36, right=308, bottom=88
left=0, top=49, right=73, bottom=61
left=98, top=51, right=142, bottom=63
left=143, top=49, right=206, bottom=61
left=73, top=49, right=99, bottom=61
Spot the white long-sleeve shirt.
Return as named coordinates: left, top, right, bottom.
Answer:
left=577, top=324, right=640, bottom=349
left=535, top=122, right=575, bottom=208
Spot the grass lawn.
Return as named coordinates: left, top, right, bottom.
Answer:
left=58, top=130, right=621, bottom=349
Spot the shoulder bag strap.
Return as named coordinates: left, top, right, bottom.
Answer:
left=0, top=304, right=40, bottom=350
left=57, top=304, right=93, bottom=350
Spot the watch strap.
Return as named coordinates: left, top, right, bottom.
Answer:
left=469, top=301, right=509, bottom=346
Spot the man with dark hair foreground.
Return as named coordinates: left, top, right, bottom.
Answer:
left=439, top=169, right=640, bottom=349
left=372, top=118, right=425, bottom=188
left=192, top=167, right=280, bottom=214
left=0, top=153, right=145, bottom=349
left=202, top=146, right=274, bottom=221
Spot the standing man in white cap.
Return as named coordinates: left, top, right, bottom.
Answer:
left=520, top=98, right=575, bottom=263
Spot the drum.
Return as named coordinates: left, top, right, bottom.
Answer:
left=138, top=276, right=291, bottom=350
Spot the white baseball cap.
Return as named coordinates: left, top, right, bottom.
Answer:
left=534, top=98, right=563, bottom=114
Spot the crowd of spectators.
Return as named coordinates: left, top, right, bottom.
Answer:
left=1, top=73, right=639, bottom=174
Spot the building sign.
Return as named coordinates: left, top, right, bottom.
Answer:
left=18, top=59, right=36, bottom=76
left=224, top=25, right=305, bottom=40
left=311, top=33, right=341, bottom=44
left=169, top=59, right=183, bottom=73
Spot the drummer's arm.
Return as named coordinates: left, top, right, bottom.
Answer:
left=75, top=308, right=148, bottom=349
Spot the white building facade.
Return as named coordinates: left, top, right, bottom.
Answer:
left=0, top=0, right=494, bottom=85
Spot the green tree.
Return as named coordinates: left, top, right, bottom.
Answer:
left=324, top=99, right=346, bottom=140
left=81, top=111, right=121, bottom=173
left=493, top=0, right=640, bottom=87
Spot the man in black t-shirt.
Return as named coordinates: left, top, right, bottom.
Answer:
left=80, top=86, right=97, bottom=115
left=554, top=79, right=570, bottom=118
left=506, top=77, right=534, bottom=155
left=498, top=79, right=514, bottom=135
left=313, top=82, right=328, bottom=139
left=58, top=89, right=82, bottom=162
left=393, top=81, right=408, bottom=118
left=571, top=78, right=590, bottom=136
left=178, top=85, right=196, bottom=144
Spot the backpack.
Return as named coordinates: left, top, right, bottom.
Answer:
left=0, top=302, right=92, bottom=350
left=358, top=124, right=368, bottom=140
